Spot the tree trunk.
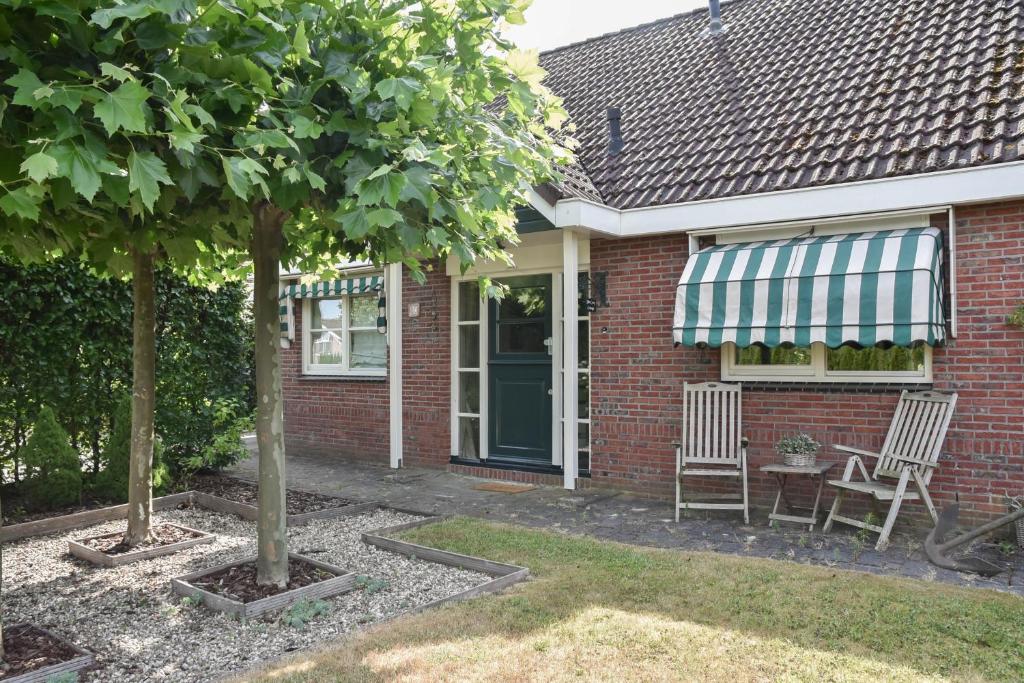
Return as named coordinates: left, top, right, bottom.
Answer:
left=252, top=203, right=288, bottom=587
left=125, top=249, right=156, bottom=546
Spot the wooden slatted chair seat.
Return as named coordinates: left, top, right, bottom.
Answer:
left=676, top=382, right=749, bottom=524
left=823, top=390, right=957, bottom=550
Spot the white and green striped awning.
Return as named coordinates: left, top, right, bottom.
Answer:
left=673, top=228, right=946, bottom=349
left=279, top=274, right=384, bottom=341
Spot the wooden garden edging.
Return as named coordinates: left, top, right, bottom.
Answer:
left=190, top=491, right=379, bottom=526
left=1, top=490, right=381, bottom=543
left=0, top=492, right=193, bottom=543
left=361, top=515, right=530, bottom=615
left=3, top=624, right=94, bottom=683
left=68, top=522, right=215, bottom=567
left=170, top=552, right=358, bottom=619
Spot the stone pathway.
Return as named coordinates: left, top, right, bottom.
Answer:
left=230, top=441, right=1023, bottom=595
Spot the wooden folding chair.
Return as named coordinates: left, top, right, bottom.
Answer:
left=823, top=390, right=958, bottom=550
left=676, top=382, right=749, bottom=524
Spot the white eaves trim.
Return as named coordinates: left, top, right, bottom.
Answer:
left=541, top=161, right=1024, bottom=237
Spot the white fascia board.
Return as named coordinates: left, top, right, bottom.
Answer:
left=547, top=161, right=1024, bottom=237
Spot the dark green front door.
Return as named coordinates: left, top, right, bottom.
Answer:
left=488, top=274, right=553, bottom=464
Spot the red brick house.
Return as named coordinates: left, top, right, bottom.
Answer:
left=279, top=0, right=1024, bottom=522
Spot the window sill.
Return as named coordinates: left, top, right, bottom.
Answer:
left=734, top=381, right=934, bottom=393
left=298, top=373, right=387, bottom=383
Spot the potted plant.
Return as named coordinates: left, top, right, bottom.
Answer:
left=776, top=433, right=821, bottom=467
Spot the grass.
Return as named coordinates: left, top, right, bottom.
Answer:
left=238, top=518, right=1024, bottom=682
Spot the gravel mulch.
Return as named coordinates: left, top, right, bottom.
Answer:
left=4, top=508, right=488, bottom=682
left=191, top=475, right=357, bottom=514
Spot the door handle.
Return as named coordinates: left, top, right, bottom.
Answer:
left=547, top=388, right=553, bottom=396
left=543, top=336, right=553, bottom=356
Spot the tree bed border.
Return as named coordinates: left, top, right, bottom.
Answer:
left=169, top=552, right=357, bottom=619
left=360, top=515, right=530, bottom=615
left=1, top=623, right=95, bottom=683
left=190, top=491, right=380, bottom=526
left=67, top=522, right=215, bottom=567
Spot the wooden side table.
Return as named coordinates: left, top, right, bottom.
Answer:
left=760, top=462, right=835, bottom=531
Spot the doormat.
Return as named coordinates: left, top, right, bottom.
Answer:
left=472, top=482, right=537, bottom=494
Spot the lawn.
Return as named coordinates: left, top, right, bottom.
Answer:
left=239, top=518, right=1024, bottom=682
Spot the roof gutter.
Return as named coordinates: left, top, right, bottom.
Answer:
left=540, top=161, right=1024, bottom=237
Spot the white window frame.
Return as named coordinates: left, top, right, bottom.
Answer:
left=721, top=342, right=933, bottom=384
left=302, top=294, right=386, bottom=377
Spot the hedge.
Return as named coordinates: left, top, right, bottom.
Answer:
left=0, top=258, right=253, bottom=481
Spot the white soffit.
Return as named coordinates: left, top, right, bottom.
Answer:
left=533, top=161, right=1024, bottom=237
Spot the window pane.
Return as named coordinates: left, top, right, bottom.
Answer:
left=827, top=344, right=927, bottom=373
left=498, top=321, right=547, bottom=353
left=735, top=343, right=811, bottom=366
left=578, top=372, right=590, bottom=419
left=578, top=421, right=589, bottom=448
left=459, top=281, right=480, bottom=322
left=578, top=320, right=589, bottom=368
left=459, top=372, right=479, bottom=414
left=459, top=416, right=480, bottom=459
left=459, top=325, right=479, bottom=368
left=578, top=449, right=591, bottom=473
left=349, top=295, right=377, bottom=328
left=350, top=330, right=386, bottom=369
left=310, top=330, right=344, bottom=365
left=498, top=285, right=547, bottom=319
left=312, top=298, right=343, bottom=330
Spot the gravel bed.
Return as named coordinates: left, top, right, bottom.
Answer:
left=3, top=508, right=488, bottom=682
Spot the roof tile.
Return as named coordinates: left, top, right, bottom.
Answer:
left=539, top=0, right=1024, bottom=209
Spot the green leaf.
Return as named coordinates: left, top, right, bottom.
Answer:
left=338, top=207, right=372, bottom=239
left=366, top=207, right=402, bottom=228
left=244, top=129, right=297, bottom=151
left=0, top=185, right=43, bottom=220
left=169, top=126, right=205, bottom=153
left=99, top=62, right=133, bottom=82
left=49, top=143, right=109, bottom=201
left=5, top=69, right=46, bottom=107
left=91, top=2, right=163, bottom=29
left=93, top=81, right=152, bottom=136
left=292, top=115, right=323, bottom=140
left=20, top=152, right=59, bottom=183
left=221, top=156, right=251, bottom=200
left=48, top=88, right=84, bottom=113
left=374, top=77, right=421, bottom=110
left=304, top=167, right=326, bottom=192
left=293, top=21, right=310, bottom=61
left=183, top=103, right=214, bottom=127
left=127, top=150, right=172, bottom=212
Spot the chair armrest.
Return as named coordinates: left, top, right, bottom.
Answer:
left=834, top=444, right=881, bottom=459
left=886, top=453, right=939, bottom=468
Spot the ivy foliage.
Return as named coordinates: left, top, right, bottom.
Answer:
left=0, top=257, right=253, bottom=478
left=21, top=406, right=82, bottom=508
left=0, top=0, right=569, bottom=278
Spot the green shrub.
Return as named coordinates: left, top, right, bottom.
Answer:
left=21, top=406, right=81, bottom=508
left=94, top=396, right=170, bottom=503
left=182, top=398, right=253, bottom=474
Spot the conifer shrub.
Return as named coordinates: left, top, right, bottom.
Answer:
left=94, top=396, right=170, bottom=503
left=21, top=406, right=82, bottom=509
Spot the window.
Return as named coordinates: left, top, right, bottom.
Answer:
left=455, top=281, right=482, bottom=459
left=722, top=342, right=932, bottom=383
left=303, top=295, right=386, bottom=375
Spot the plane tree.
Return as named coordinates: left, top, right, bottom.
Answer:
left=0, top=0, right=568, bottom=594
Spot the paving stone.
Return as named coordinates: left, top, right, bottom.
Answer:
left=229, top=450, right=1024, bottom=596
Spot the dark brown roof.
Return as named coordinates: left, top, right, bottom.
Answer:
left=539, top=0, right=1024, bottom=209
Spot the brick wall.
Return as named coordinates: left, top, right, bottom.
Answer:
left=281, top=299, right=390, bottom=462
left=282, top=200, right=1024, bottom=524
left=588, top=200, right=1024, bottom=522
left=282, top=265, right=451, bottom=467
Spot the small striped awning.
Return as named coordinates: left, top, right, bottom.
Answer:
left=279, top=274, right=384, bottom=341
left=673, top=227, right=946, bottom=349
